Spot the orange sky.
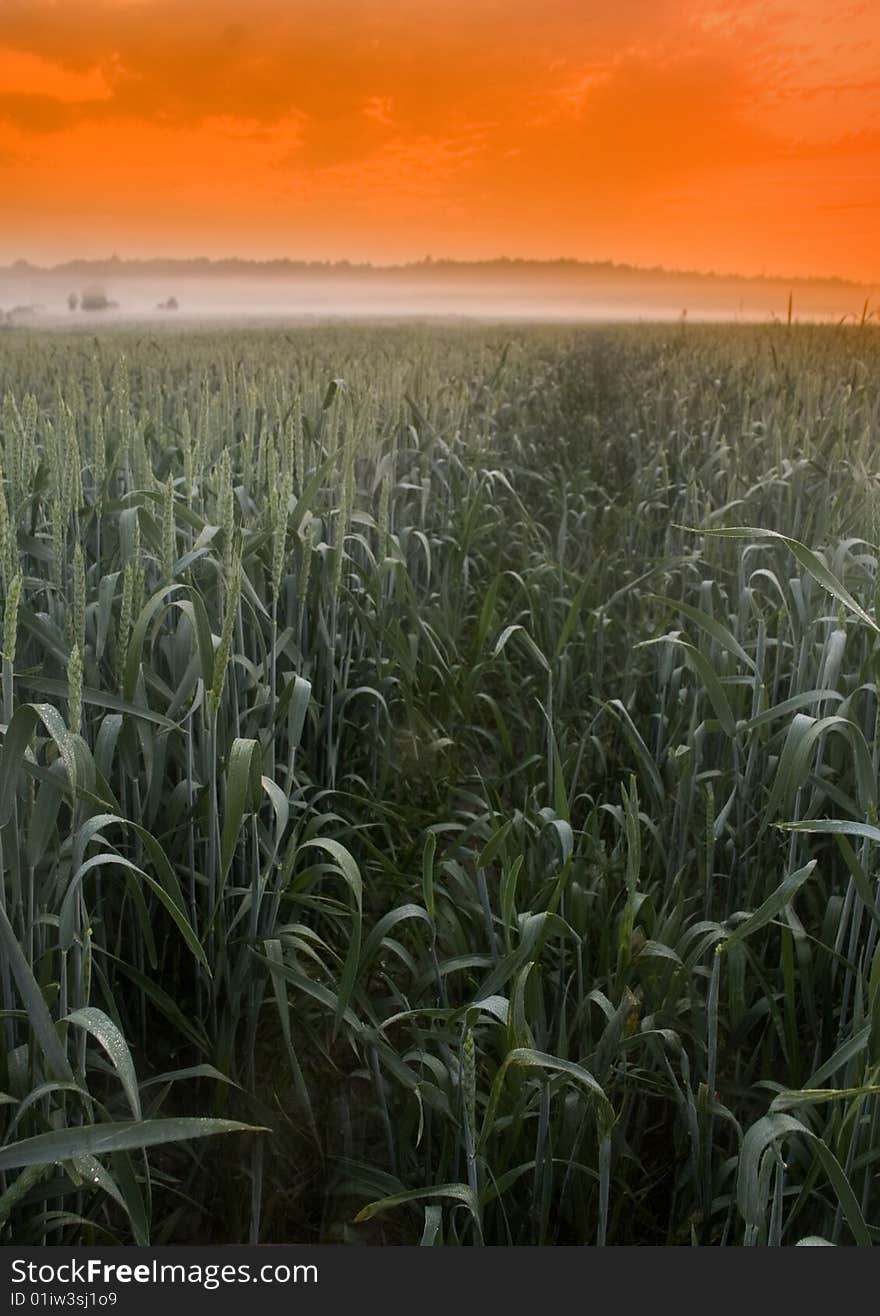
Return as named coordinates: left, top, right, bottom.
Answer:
left=0, top=0, right=878, bottom=280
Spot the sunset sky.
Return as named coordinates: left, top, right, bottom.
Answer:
left=0, top=0, right=878, bottom=280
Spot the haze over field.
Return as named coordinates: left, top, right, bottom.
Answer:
left=2, top=258, right=878, bottom=326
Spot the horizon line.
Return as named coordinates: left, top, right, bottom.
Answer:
left=1, top=254, right=877, bottom=290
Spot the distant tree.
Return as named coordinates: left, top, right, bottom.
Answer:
left=157, top=296, right=179, bottom=311
left=67, top=291, right=79, bottom=311
left=81, top=286, right=112, bottom=312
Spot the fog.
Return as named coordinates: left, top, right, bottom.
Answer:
left=1, top=265, right=876, bottom=328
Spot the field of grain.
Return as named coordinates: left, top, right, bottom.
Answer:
left=1, top=323, right=880, bottom=1245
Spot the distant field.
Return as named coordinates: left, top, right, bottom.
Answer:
left=2, top=322, right=880, bottom=1245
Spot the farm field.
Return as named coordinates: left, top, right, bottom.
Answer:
left=1, top=322, right=880, bottom=1246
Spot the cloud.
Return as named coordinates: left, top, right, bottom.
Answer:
left=0, top=44, right=114, bottom=100
left=0, top=0, right=683, bottom=132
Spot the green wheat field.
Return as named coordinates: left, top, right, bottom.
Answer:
left=1, top=321, right=880, bottom=1246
